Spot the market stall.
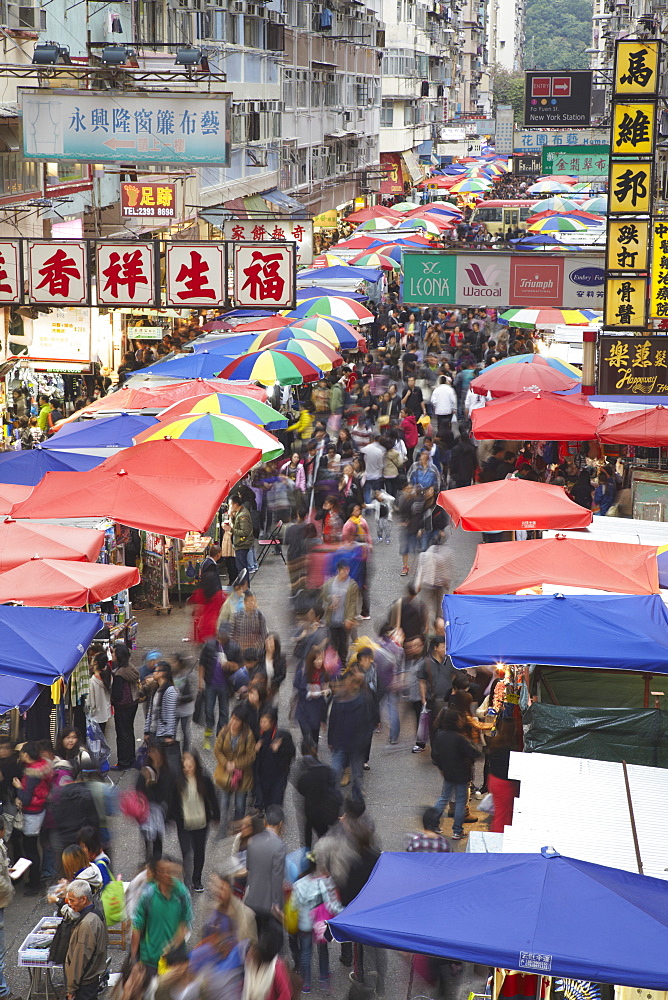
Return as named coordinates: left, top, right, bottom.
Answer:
left=437, top=479, right=593, bottom=531
left=471, top=391, right=605, bottom=441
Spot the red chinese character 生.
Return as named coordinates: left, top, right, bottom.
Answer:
left=102, top=249, right=149, bottom=300
left=175, top=250, right=217, bottom=300
left=35, top=248, right=81, bottom=298
left=241, top=250, right=286, bottom=302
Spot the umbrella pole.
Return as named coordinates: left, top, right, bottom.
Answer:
left=406, top=955, right=415, bottom=1000
left=621, top=759, right=643, bottom=874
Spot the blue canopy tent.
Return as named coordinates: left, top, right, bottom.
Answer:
left=442, top=594, right=668, bottom=672
left=296, top=265, right=383, bottom=283
left=292, top=286, right=366, bottom=300
left=0, top=447, right=103, bottom=486
left=142, top=350, right=233, bottom=380
left=329, top=850, right=668, bottom=989
left=0, top=675, right=43, bottom=714
left=0, top=605, right=102, bottom=683
left=43, top=413, right=158, bottom=451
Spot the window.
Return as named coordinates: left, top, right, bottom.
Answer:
left=46, top=161, right=85, bottom=187
left=381, top=101, right=394, bottom=126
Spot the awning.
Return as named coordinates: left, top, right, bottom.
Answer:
left=0, top=606, right=103, bottom=684
left=325, top=129, right=348, bottom=139
left=401, top=149, right=425, bottom=185
left=262, top=189, right=308, bottom=216
left=243, top=194, right=270, bottom=216
left=200, top=208, right=235, bottom=226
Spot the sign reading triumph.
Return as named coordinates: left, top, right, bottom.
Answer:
left=401, top=251, right=604, bottom=308
left=20, top=89, right=232, bottom=165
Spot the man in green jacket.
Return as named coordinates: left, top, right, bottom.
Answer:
left=228, top=494, right=254, bottom=576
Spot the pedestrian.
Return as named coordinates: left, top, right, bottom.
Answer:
left=327, top=670, right=373, bottom=803
left=321, top=560, right=360, bottom=665
left=485, top=718, right=521, bottom=833
left=415, top=540, right=454, bottom=624
left=418, top=635, right=460, bottom=737
left=136, top=741, right=171, bottom=861
left=131, top=856, right=193, bottom=978
left=199, top=626, right=241, bottom=750
left=293, top=738, right=342, bottom=849
left=365, top=488, right=394, bottom=545
left=77, top=827, right=112, bottom=887
left=0, top=816, right=16, bottom=1000
left=283, top=506, right=309, bottom=595
left=219, top=572, right=249, bottom=625
left=406, top=806, right=451, bottom=853
left=230, top=592, right=268, bottom=651
left=213, top=707, right=256, bottom=834
left=144, top=661, right=180, bottom=776
left=244, top=804, right=287, bottom=936
left=63, top=879, right=108, bottom=1000
left=203, top=873, right=257, bottom=944
left=360, top=437, right=386, bottom=502
left=55, top=728, right=87, bottom=771
left=254, top=708, right=295, bottom=812
left=291, top=854, right=342, bottom=993
left=87, top=656, right=111, bottom=735
left=110, top=644, right=141, bottom=771
left=14, top=741, right=50, bottom=895
left=173, top=750, right=220, bottom=892
left=50, top=766, right=100, bottom=871
left=431, top=709, right=480, bottom=841
left=396, top=484, right=423, bottom=577
left=227, top=493, right=255, bottom=575
left=243, top=926, right=292, bottom=1000
left=449, top=432, right=478, bottom=487
left=59, top=845, right=103, bottom=899
left=171, top=654, right=196, bottom=753
left=374, top=623, right=404, bottom=746
left=293, top=647, right=331, bottom=747
left=256, top=634, right=287, bottom=702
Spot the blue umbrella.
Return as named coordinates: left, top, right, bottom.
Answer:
left=0, top=446, right=103, bottom=485
left=141, top=350, right=233, bottom=380
left=510, top=233, right=563, bottom=246
left=0, top=675, right=42, bottom=713
left=329, top=849, right=668, bottom=988
left=0, top=605, right=103, bottom=684
left=42, top=413, right=158, bottom=451
left=294, top=286, right=366, bottom=300
left=193, top=335, right=261, bottom=355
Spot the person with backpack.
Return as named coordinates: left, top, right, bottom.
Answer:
left=131, top=856, right=193, bottom=978
left=110, top=644, right=140, bottom=771
left=171, top=654, right=196, bottom=753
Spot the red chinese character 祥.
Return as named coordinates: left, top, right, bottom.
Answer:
left=175, top=251, right=217, bottom=300
left=230, top=225, right=245, bottom=241
left=251, top=225, right=267, bottom=241
left=102, top=249, right=149, bottom=299
left=35, top=248, right=81, bottom=297
left=241, top=251, right=286, bottom=302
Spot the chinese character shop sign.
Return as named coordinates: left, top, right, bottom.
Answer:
left=20, top=89, right=231, bottom=166
left=164, top=245, right=226, bottom=307
left=234, top=244, right=296, bottom=310
left=223, top=219, right=313, bottom=267
left=121, top=183, right=176, bottom=219
left=27, top=241, right=88, bottom=305
left=96, top=243, right=157, bottom=307
left=598, top=336, right=668, bottom=395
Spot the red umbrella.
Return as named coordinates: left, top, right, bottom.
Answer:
left=79, top=378, right=268, bottom=416
left=437, top=478, right=593, bottom=531
left=230, top=317, right=292, bottom=333
left=471, top=362, right=579, bottom=397
left=597, top=406, right=668, bottom=447
left=347, top=207, right=403, bottom=224
left=201, top=320, right=233, bottom=332
left=0, top=558, right=140, bottom=608
left=455, top=537, right=659, bottom=595
left=11, top=440, right=262, bottom=539
left=0, top=484, right=31, bottom=515
left=0, top=519, right=104, bottom=570
left=471, top=392, right=605, bottom=441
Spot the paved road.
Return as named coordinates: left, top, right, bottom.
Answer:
left=6, top=522, right=485, bottom=1000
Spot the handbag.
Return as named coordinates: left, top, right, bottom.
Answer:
left=283, top=892, right=299, bottom=935
left=193, top=690, right=205, bottom=726
left=309, top=902, right=334, bottom=944
left=478, top=793, right=495, bottom=814
left=416, top=706, right=431, bottom=744
left=230, top=767, right=243, bottom=790
left=48, top=917, right=74, bottom=966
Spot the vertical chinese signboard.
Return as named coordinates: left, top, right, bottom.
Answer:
left=0, top=241, right=22, bottom=304
left=233, top=244, right=296, bottom=310
left=96, top=243, right=157, bottom=307
left=27, top=241, right=89, bottom=306
left=602, top=41, right=660, bottom=338
left=164, top=244, right=226, bottom=308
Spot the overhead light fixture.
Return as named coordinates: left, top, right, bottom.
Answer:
left=101, top=45, right=131, bottom=65
left=175, top=46, right=203, bottom=66
left=32, top=42, right=71, bottom=65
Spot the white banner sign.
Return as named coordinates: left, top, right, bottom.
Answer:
left=495, top=106, right=514, bottom=156
left=233, top=244, right=295, bottom=309
left=27, top=241, right=88, bottom=305
left=96, top=243, right=156, bottom=307
left=223, top=219, right=313, bottom=267
left=164, top=244, right=226, bottom=307
left=455, top=254, right=511, bottom=305
left=513, top=128, right=609, bottom=152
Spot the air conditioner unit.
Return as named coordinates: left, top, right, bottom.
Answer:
left=7, top=2, right=45, bottom=30
left=337, top=163, right=348, bottom=173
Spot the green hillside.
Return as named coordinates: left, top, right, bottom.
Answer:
left=524, top=0, right=593, bottom=70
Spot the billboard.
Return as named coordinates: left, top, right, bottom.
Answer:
left=121, top=182, right=176, bottom=219
left=512, top=154, right=542, bottom=176
left=495, top=106, right=514, bottom=155
left=598, top=335, right=668, bottom=396
left=233, top=244, right=296, bottom=310
left=379, top=153, right=404, bottom=195
left=541, top=145, right=609, bottom=176
left=223, top=219, right=313, bottom=267
left=401, top=252, right=603, bottom=308
left=20, top=89, right=232, bottom=165
left=524, top=72, right=593, bottom=128
left=513, top=128, right=608, bottom=153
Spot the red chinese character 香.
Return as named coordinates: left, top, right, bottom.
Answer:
left=35, top=248, right=81, bottom=297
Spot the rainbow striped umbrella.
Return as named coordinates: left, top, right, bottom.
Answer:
left=450, top=178, right=493, bottom=193
left=527, top=197, right=581, bottom=214
left=312, top=254, right=348, bottom=267
left=292, top=316, right=366, bottom=350
left=349, top=252, right=400, bottom=271
left=282, top=296, right=373, bottom=324
left=391, top=201, right=420, bottom=211
left=527, top=216, right=589, bottom=232
left=528, top=180, right=573, bottom=194
left=253, top=337, right=343, bottom=371
left=217, top=350, right=323, bottom=386
left=356, top=218, right=396, bottom=231
left=135, top=413, right=283, bottom=461
left=247, top=327, right=341, bottom=351
left=397, top=218, right=443, bottom=235
left=499, top=308, right=601, bottom=328
left=483, top=353, right=582, bottom=378
left=158, top=392, right=287, bottom=429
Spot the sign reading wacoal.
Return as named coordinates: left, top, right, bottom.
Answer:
left=598, top=335, right=668, bottom=395
left=524, top=71, right=593, bottom=128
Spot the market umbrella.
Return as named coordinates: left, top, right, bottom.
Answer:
left=471, top=391, right=605, bottom=441
left=217, top=350, right=324, bottom=386
left=242, top=337, right=342, bottom=373
left=293, top=286, right=366, bottom=301
left=328, top=849, right=668, bottom=989
left=0, top=558, right=140, bottom=608
left=536, top=174, right=577, bottom=185
left=482, top=353, right=582, bottom=379
left=356, top=243, right=403, bottom=263
left=141, top=350, right=237, bottom=380
left=11, top=440, right=262, bottom=539
left=0, top=484, right=31, bottom=515
left=135, top=412, right=284, bottom=461
left=348, top=252, right=400, bottom=271
left=528, top=180, right=573, bottom=193
left=346, top=207, right=402, bottom=224
left=449, top=178, right=493, bottom=193
left=79, top=379, right=266, bottom=417
left=0, top=519, right=104, bottom=570
left=391, top=201, right=420, bottom=211
left=245, top=327, right=340, bottom=353
left=527, top=196, right=581, bottom=214
left=192, top=334, right=265, bottom=355
left=0, top=447, right=104, bottom=486
left=470, top=360, right=579, bottom=396
left=311, top=254, right=348, bottom=267
left=583, top=195, right=608, bottom=213
left=296, top=264, right=381, bottom=284
left=355, top=218, right=396, bottom=231
left=510, top=233, right=566, bottom=248
left=597, top=405, right=668, bottom=447
left=0, top=605, right=103, bottom=684
left=396, top=218, right=444, bottom=235
left=456, top=536, right=660, bottom=595
left=499, top=308, right=601, bottom=328
left=201, top=319, right=233, bottom=333
left=228, top=316, right=291, bottom=333
left=282, top=296, right=374, bottom=325
left=42, top=413, right=159, bottom=452
left=292, top=316, right=366, bottom=350
left=156, top=392, right=287, bottom=429
left=527, top=216, right=589, bottom=232
left=437, top=477, right=592, bottom=530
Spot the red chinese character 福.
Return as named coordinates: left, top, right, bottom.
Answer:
left=175, top=251, right=217, bottom=300
left=241, top=251, right=286, bottom=302
left=102, top=249, right=149, bottom=299
left=35, top=248, right=81, bottom=297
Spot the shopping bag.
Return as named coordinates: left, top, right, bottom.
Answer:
left=193, top=690, right=205, bottom=726
left=283, top=892, right=299, bottom=935
left=101, top=875, right=127, bottom=927
left=86, top=717, right=111, bottom=772
left=478, top=793, right=495, bottom=814
left=416, top=706, right=431, bottom=744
